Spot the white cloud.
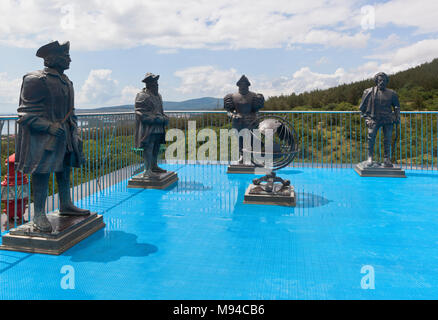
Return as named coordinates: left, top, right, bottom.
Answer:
left=295, top=30, right=369, bottom=48
left=374, top=33, right=404, bottom=51
left=172, top=64, right=353, bottom=99
left=365, top=38, right=438, bottom=73
left=77, top=69, right=119, bottom=106
left=316, top=57, right=329, bottom=65
left=0, top=72, right=21, bottom=105
left=0, top=0, right=373, bottom=51
left=119, top=85, right=140, bottom=105
left=264, top=67, right=348, bottom=96
left=156, top=49, right=179, bottom=55
left=172, top=65, right=350, bottom=98
left=263, top=38, right=438, bottom=96
left=77, top=70, right=143, bottom=108
left=172, top=35, right=438, bottom=99
left=174, top=66, right=239, bottom=97
left=375, top=0, right=438, bottom=34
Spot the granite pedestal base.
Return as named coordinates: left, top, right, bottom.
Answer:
left=243, top=184, right=296, bottom=207
left=354, top=161, right=406, bottom=178
left=127, top=171, right=178, bottom=189
left=227, top=164, right=256, bottom=174
left=0, top=212, right=105, bottom=255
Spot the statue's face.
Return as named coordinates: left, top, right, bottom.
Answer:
left=147, top=81, right=159, bottom=94
left=47, top=52, right=71, bottom=71
left=376, top=75, right=387, bottom=90
left=238, top=83, right=249, bottom=94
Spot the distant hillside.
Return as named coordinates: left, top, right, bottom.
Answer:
left=265, top=58, right=438, bottom=111
left=163, top=97, right=222, bottom=110
left=76, top=97, right=222, bottom=114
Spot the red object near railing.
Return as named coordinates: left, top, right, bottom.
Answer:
left=1, top=154, right=29, bottom=220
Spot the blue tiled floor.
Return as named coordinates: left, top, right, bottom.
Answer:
left=1, top=164, right=438, bottom=299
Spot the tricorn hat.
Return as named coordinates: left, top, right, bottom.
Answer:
left=36, top=41, right=70, bottom=58
left=142, top=72, right=160, bottom=83
left=236, top=75, right=251, bottom=86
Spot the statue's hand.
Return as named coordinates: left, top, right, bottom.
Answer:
left=154, top=116, right=165, bottom=124
left=141, top=114, right=154, bottom=123
left=365, top=118, right=376, bottom=129
left=161, top=115, right=169, bottom=125
left=231, top=112, right=242, bottom=119
left=394, top=110, right=401, bottom=124
left=48, top=123, right=65, bottom=137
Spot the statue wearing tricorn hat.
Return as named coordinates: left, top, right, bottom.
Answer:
left=128, top=73, right=178, bottom=189
left=15, top=40, right=91, bottom=233
left=224, top=75, right=265, bottom=173
left=1, top=41, right=104, bottom=254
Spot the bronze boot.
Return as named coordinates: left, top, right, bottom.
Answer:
left=57, top=168, right=90, bottom=216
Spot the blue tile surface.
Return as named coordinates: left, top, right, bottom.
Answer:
left=1, top=164, right=438, bottom=299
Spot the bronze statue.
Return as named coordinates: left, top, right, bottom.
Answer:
left=224, top=75, right=265, bottom=164
left=359, top=72, right=401, bottom=167
left=134, top=73, right=169, bottom=178
left=16, top=41, right=90, bottom=233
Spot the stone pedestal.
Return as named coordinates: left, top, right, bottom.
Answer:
left=354, top=161, right=406, bottom=178
left=243, top=184, right=296, bottom=207
left=227, top=164, right=256, bottom=174
left=0, top=212, right=105, bottom=255
left=127, top=171, right=178, bottom=189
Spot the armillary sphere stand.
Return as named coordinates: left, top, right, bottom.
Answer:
left=252, top=171, right=290, bottom=194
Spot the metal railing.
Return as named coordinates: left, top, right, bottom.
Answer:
left=164, top=110, right=438, bottom=170
left=1, top=110, right=437, bottom=234
left=1, top=112, right=143, bottom=234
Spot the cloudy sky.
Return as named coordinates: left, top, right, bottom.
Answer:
left=0, top=0, right=438, bottom=113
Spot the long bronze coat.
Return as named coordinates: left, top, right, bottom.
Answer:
left=16, top=67, right=83, bottom=174
left=134, top=88, right=166, bottom=148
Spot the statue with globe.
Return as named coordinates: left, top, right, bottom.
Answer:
left=243, top=115, right=299, bottom=206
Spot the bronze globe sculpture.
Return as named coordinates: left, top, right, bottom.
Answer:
left=243, top=114, right=299, bottom=206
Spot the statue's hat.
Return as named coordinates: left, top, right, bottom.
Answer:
left=236, top=75, right=251, bottom=86
left=36, top=41, right=70, bottom=58
left=142, top=73, right=160, bottom=83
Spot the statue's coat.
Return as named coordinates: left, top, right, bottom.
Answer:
left=16, top=67, right=83, bottom=174
left=134, top=88, right=166, bottom=148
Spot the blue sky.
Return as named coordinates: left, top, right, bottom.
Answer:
left=1, top=0, right=438, bottom=113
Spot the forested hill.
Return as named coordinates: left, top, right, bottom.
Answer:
left=265, top=59, right=438, bottom=111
